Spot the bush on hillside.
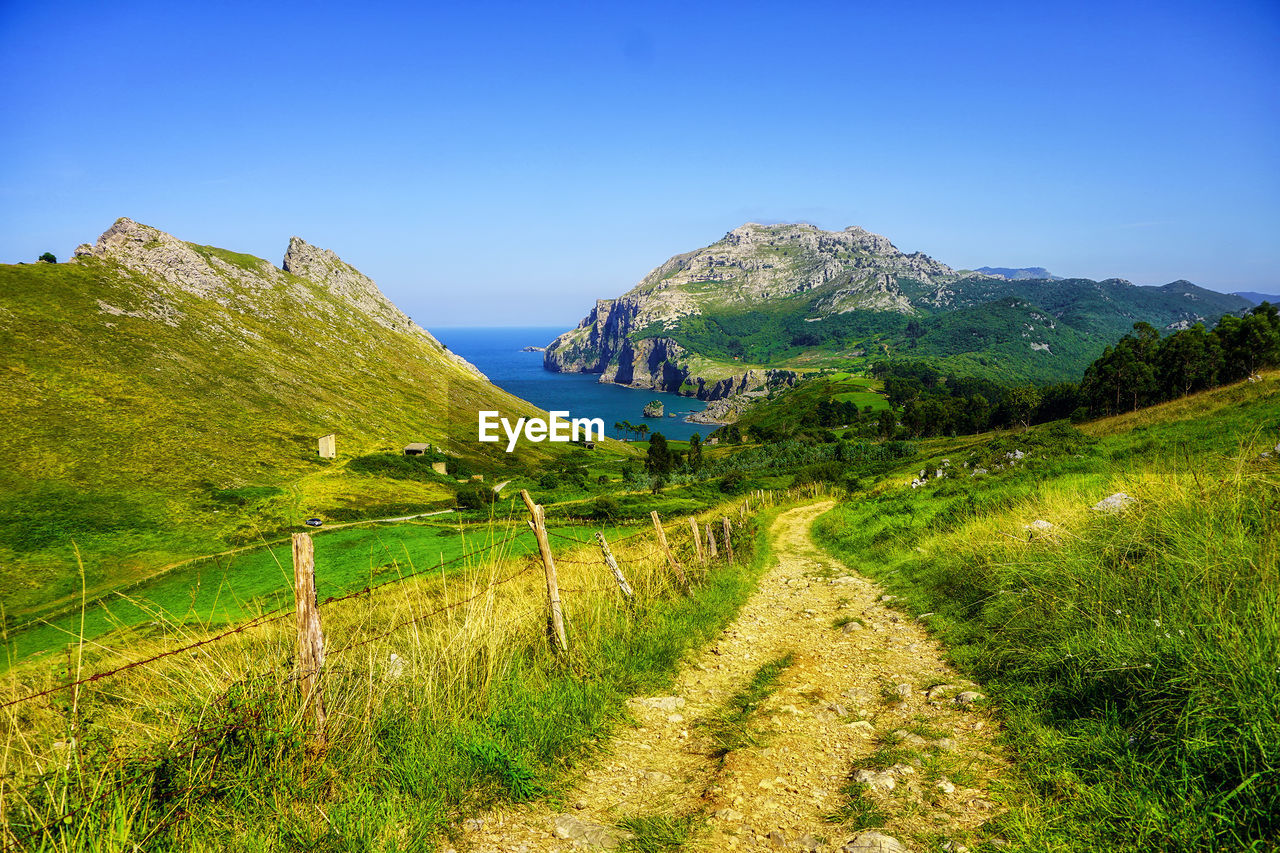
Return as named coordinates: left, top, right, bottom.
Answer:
left=719, top=471, right=746, bottom=494
left=591, top=495, right=620, bottom=521
left=347, top=451, right=471, bottom=481
left=456, top=485, right=496, bottom=510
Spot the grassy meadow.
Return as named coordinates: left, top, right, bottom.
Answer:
left=2, top=516, right=644, bottom=668
left=814, top=372, right=1280, bottom=850
left=0, top=499, right=780, bottom=851
left=0, top=251, right=624, bottom=630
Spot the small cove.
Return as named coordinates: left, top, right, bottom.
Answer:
left=435, top=326, right=713, bottom=442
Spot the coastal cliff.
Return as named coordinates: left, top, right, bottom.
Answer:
left=545, top=221, right=1252, bottom=392
left=543, top=221, right=970, bottom=398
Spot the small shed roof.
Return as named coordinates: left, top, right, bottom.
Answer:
left=404, top=442, right=431, bottom=452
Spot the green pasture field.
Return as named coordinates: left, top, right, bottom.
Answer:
left=4, top=518, right=634, bottom=668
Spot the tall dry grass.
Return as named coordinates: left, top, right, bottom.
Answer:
left=1, top=500, right=777, bottom=851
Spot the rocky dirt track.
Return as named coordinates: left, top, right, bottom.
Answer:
left=457, top=502, right=1006, bottom=853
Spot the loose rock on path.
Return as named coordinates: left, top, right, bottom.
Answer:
left=456, top=502, right=1007, bottom=853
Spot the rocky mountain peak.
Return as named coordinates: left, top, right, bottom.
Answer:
left=67, top=219, right=480, bottom=377
left=76, top=216, right=164, bottom=255
left=282, top=236, right=419, bottom=335
left=73, top=217, right=278, bottom=303
left=282, top=236, right=349, bottom=279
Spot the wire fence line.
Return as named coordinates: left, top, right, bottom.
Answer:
left=0, top=507, right=717, bottom=712
left=0, top=610, right=293, bottom=712
left=0, top=530, right=533, bottom=713
left=1, top=519, right=616, bottom=716
left=2, top=490, right=783, bottom=850
left=4, top=487, right=788, bottom=714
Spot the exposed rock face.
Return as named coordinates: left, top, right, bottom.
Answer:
left=643, top=400, right=664, bottom=418
left=282, top=236, right=416, bottom=335
left=73, top=218, right=481, bottom=377
left=544, top=222, right=974, bottom=397
left=75, top=217, right=298, bottom=310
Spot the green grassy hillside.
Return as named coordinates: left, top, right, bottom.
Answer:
left=0, top=221, right=604, bottom=625
left=814, top=373, right=1280, bottom=849
left=650, top=285, right=1247, bottom=385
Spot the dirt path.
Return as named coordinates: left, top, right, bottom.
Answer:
left=458, top=502, right=1006, bottom=853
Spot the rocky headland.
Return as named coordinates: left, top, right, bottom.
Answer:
left=544, top=221, right=1251, bottom=403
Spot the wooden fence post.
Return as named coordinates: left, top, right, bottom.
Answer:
left=705, top=521, right=718, bottom=561
left=292, top=532, right=327, bottom=744
left=689, top=516, right=704, bottom=565
left=722, top=517, right=735, bottom=564
left=521, top=490, right=568, bottom=655
left=595, top=531, right=634, bottom=603
left=650, top=511, right=689, bottom=591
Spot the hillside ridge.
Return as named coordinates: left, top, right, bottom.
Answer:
left=0, top=218, right=550, bottom=621
left=73, top=217, right=483, bottom=377
left=545, top=222, right=1251, bottom=390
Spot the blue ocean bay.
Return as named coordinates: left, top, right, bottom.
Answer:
left=436, top=326, right=710, bottom=442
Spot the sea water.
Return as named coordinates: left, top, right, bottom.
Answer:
left=435, top=326, right=711, bottom=442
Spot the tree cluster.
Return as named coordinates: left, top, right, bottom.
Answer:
left=869, top=303, right=1279, bottom=436
left=1080, top=305, right=1280, bottom=415
left=871, top=361, right=1079, bottom=438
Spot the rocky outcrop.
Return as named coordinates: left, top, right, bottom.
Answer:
left=74, top=217, right=297, bottom=308
left=73, top=218, right=482, bottom=377
left=544, top=222, right=974, bottom=398
left=642, top=400, right=664, bottom=418
left=545, top=317, right=798, bottom=402
left=693, top=368, right=797, bottom=400
left=282, top=236, right=417, bottom=336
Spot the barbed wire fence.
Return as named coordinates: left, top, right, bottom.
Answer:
left=0, top=483, right=817, bottom=851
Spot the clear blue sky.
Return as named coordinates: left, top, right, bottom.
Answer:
left=2, top=0, right=1276, bottom=327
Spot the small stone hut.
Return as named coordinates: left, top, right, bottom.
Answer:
left=403, top=443, right=431, bottom=456
left=318, top=434, right=336, bottom=459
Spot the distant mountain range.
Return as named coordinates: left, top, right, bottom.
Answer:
left=545, top=222, right=1252, bottom=389
left=1232, top=291, right=1280, bottom=306
left=975, top=266, right=1062, bottom=281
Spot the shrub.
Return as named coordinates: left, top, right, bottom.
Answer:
left=719, top=471, right=746, bottom=494
left=591, top=495, right=620, bottom=521
left=794, top=461, right=844, bottom=485
left=348, top=452, right=456, bottom=481
left=456, top=485, right=496, bottom=510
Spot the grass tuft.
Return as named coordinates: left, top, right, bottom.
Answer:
left=618, top=813, right=700, bottom=852
left=698, top=652, right=795, bottom=759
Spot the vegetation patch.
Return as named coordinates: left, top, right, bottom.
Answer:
left=813, top=378, right=1280, bottom=850
left=618, top=813, right=701, bottom=852
left=698, top=652, right=795, bottom=760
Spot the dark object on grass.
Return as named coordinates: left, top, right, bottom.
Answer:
left=305, top=518, right=323, bottom=527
